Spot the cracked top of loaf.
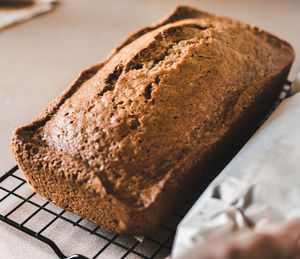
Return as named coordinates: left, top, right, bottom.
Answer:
left=13, top=6, right=294, bottom=208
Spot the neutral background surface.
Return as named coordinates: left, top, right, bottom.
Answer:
left=0, top=0, right=299, bottom=258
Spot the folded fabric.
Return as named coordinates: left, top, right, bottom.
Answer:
left=0, top=0, right=56, bottom=30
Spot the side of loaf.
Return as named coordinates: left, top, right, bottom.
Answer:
left=11, top=6, right=294, bottom=235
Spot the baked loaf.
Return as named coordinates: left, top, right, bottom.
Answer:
left=11, top=6, right=294, bottom=235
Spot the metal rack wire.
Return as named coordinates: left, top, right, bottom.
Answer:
left=0, top=81, right=291, bottom=259
left=0, top=165, right=193, bottom=259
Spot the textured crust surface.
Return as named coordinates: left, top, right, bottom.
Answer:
left=11, top=6, right=294, bottom=235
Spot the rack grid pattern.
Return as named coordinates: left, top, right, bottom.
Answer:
left=0, top=165, right=193, bottom=259
left=0, top=81, right=291, bottom=259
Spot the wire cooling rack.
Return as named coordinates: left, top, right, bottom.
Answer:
left=0, top=81, right=292, bottom=259
left=0, top=165, right=194, bottom=259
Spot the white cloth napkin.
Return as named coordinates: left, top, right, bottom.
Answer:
left=0, top=0, right=56, bottom=30
left=172, top=73, right=300, bottom=258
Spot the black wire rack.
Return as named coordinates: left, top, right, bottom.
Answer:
left=0, top=81, right=292, bottom=259
left=0, top=165, right=194, bottom=259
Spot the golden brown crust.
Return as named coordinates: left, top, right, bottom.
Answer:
left=11, top=6, right=294, bottom=235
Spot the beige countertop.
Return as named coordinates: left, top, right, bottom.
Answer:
left=0, top=0, right=299, bottom=258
